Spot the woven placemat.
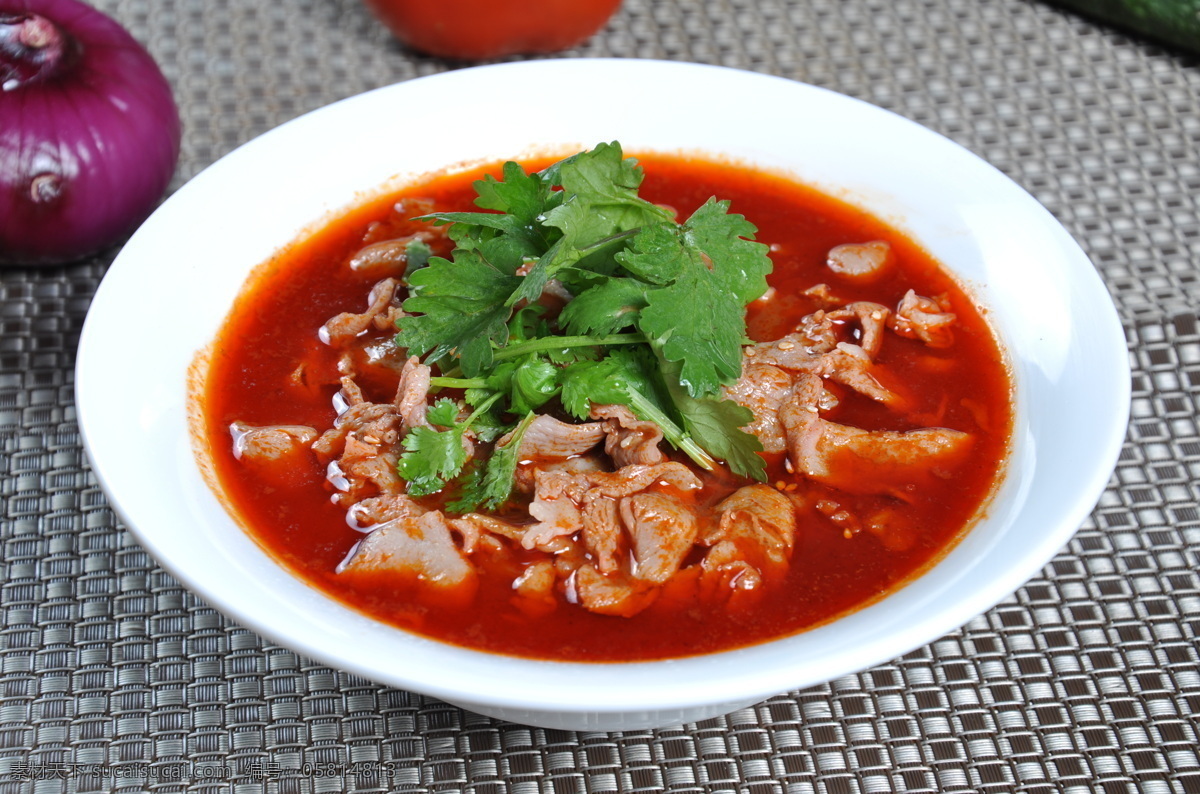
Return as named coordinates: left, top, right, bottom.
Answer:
left=2, top=0, right=1197, bottom=790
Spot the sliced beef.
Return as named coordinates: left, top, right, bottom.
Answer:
left=513, top=452, right=606, bottom=494
left=393, top=356, right=432, bottom=430
left=311, top=401, right=400, bottom=460
left=337, top=511, right=477, bottom=605
left=571, top=564, right=657, bottom=618
left=521, top=460, right=708, bottom=616
left=334, top=434, right=403, bottom=502
left=720, top=362, right=795, bottom=453
left=621, top=492, right=698, bottom=584
left=347, top=493, right=426, bottom=530
left=890, top=290, right=956, bottom=348
left=448, top=513, right=527, bottom=553
left=320, top=278, right=403, bottom=347
left=310, top=364, right=434, bottom=505
left=513, top=560, right=557, bottom=599
left=347, top=231, right=441, bottom=280
left=348, top=237, right=413, bottom=278
left=773, top=301, right=891, bottom=358
left=581, top=496, right=624, bottom=575
left=819, top=343, right=904, bottom=407
left=828, top=302, right=891, bottom=357
left=711, top=484, right=797, bottom=552
left=229, top=422, right=318, bottom=462
left=563, top=462, right=702, bottom=500
left=504, top=415, right=609, bottom=494
left=525, top=470, right=586, bottom=550
left=513, top=414, right=606, bottom=460
left=700, top=542, right=765, bottom=595
left=801, top=282, right=843, bottom=308
left=512, top=560, right=559, bottom=616
left=591, top=404, right=666, bottom=467
left=748, top=336, right=903, bottom=408
left=826, top=240, right=892, bottom=281
left=700, top=485, right=797, bottom=599
left=780, top=374, right=972, bottom=495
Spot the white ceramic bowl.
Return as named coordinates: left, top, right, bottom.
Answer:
left=76, top=59, right=1129, bottom=731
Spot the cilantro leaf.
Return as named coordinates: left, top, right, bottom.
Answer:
left=424, top=213, right=542, bottom=274
left=658, top=358, right=766, bottom=481
left=507, top=304, right=548, bottom=343
left=397, top=394, right=508, bottom=498
left=559, top=347, right=665, bottom=420
left=537, top=142, right=672, bottom=276
left=397, top=249, right=521, bottom=376
left=640, top=265, right=745, bottom=397
left=558, top=277, right=647, bottom=336
left=449, top=412, right=535, bottom=513
left=559, top=358, right=634, bottom=420
left=485, top=357, right=560, bottom=415
left=418, top=161, right=560, bottom=277
left=680, top=198, right=772, bottom=304
left=613, top=221, right=688, bottom=284
left=426, top=398, right=462, bottom=428
left=558, top=351, right=718, bottom=472
left=398, top=424, right=468, bottom=497
left=473, top=160, right=554, bottom=225
left=606, top=346, right=667, bottom=403
left=506, top=257, right=553, bottom=309
left=539, top=142, right=637, bottom=197
left=403, top=238, right=432, bottom=279
left=466, top=408, right=509, bottom=443
left=506, top=224, right=640, bottom=309
left=672, top=393, right=766, bottom=481
left=627, top=199, right=772, bottom=397
left=446, top=460, right=485, bottom=514
left=662, top=386, right=763, bottom=484
left=545, top=341, right=599, bottom=366
left=551, top=142, right=665, bottom=233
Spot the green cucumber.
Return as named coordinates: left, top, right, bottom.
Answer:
left=1046, top=0, right=1200, bottom=54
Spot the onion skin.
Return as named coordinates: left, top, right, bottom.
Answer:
left=0, top=0, right=181, bottom=266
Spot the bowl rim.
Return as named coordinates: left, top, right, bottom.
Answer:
left=76, top=58, right=1131, bottom=717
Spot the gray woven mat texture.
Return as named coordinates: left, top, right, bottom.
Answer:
left=1, top=0, right=1196, bottom=791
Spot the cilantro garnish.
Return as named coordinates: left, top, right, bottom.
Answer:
left=394, top=142, right=770, bottom=508
left=397, top=395, right=500, bottom=497
left=449, top=411, right=536, bottom=513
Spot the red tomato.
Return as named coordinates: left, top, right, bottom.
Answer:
left=363, top=0, right=622, bottom=59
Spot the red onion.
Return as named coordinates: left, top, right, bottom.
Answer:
left=0, top=0, right=181, bottom=265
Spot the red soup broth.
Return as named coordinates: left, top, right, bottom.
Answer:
left=201, top=153, right=1012, bottom=661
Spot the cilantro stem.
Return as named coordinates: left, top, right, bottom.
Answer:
left=626, top=388, right=716, bottom=472
left=430, top=376, right=488, bottom=389
left=463, top=392, right=503, bottom=429
left=492, top=332, right=647, bottom=362
left=430, top=374, right=715, bottom=471
left=577, top=227, right=641, bottom=254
